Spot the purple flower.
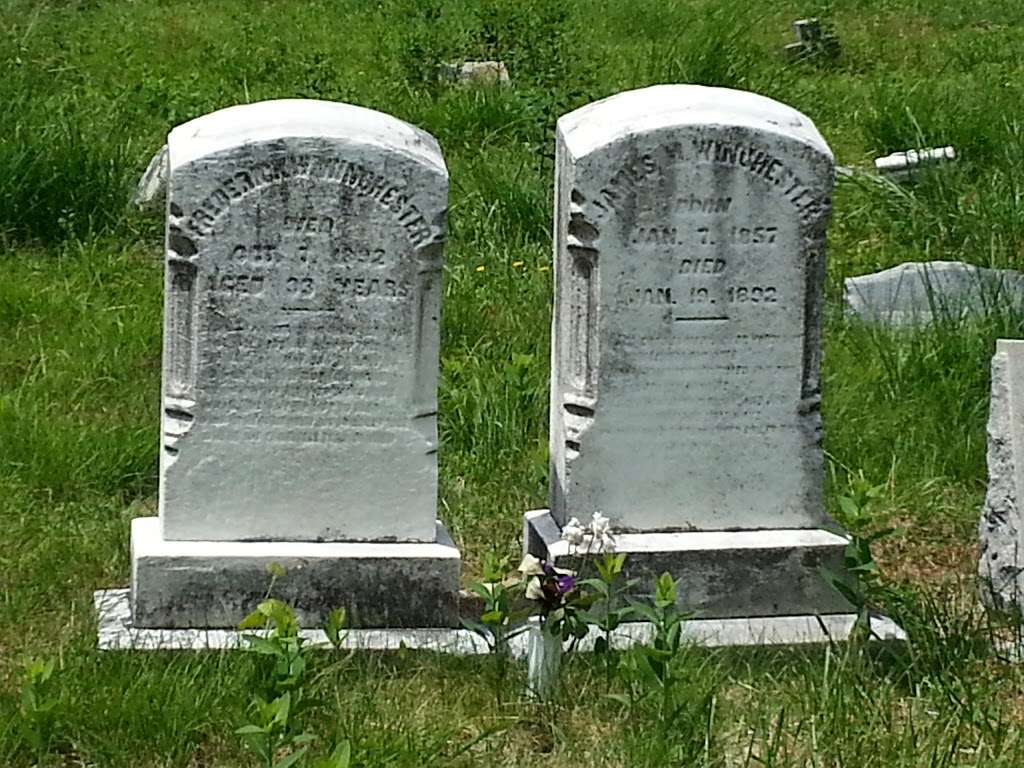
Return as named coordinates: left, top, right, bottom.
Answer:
left=556, top=574, right=577, bottom=595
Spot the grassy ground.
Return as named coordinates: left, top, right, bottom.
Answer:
left=2, top=0, right=1024, bottom=765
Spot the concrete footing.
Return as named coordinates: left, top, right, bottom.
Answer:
left=96, top=588, right=905, bottom=651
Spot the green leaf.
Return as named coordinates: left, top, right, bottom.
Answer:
left=243, top=636, right=286, bottom=656
left=235, top=724, right=267, bottom=736
left=321, top=740, right=352, bottom=768
left=838, top=495, right=860, bottom=521
left=480, top=609, right=504, bottom=625
left=324, top=608, right=347, bottom=648
left=469, top=582, right=497, bottom=602
left=238, top=610, right=271, bottom=631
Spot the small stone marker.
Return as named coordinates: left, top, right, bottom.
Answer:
left=437, top=60, right=510, bottom=86
left=526, top=84, right=853, bottom=619
left=845, top=261, right=1024, bottom=326
left=784, top=18, right=840, bottom=62
left=130, top=99, right=459, bottom=629
left=980, top=339, right=1024, bottom=612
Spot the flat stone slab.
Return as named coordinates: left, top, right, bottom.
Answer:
left=96, top=588, right=904, bottom=651
left=131, top=516, right=460, bottom=628
left=845, top=261, right=1024, bottom=326
left=525, top=509, right=854, bottom=618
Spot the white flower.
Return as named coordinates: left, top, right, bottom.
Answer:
left=517, top=554, right=545, bottom=576
left=589, top=511, right=616, bottom=552
left=561, top=517, right=586, bottom=546
left=524, top=577, right=545, bottom=601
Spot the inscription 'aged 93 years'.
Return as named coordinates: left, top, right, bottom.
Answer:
left=549, top=84, right=835, bottom=533
left=157, top=100, right=449, bottom=544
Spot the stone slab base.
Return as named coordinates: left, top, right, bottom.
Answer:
left=96, top=589, right=904, bottom=651
left=130, top=516, right=460, bottom=629
left=525, top=509, right=854, bottom=618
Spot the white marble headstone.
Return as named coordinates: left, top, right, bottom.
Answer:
left=550, top=85, right=834, bottom=532
left=160, top=99, right=447, bottom=543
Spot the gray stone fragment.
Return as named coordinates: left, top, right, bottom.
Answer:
left=979, top=340, right=1024, bottom=612
left=784, top=18, right=840, bottom=62
left=131, top=144, right=168, bottom=211
left=437, top=60, right=510, bottom=86
left=844, top=261, right=1024, bottom=326
left=874, top=146, right=955, bottom=179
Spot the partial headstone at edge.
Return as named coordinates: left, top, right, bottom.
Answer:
left=979, top=339, right=1024, bottom=613
left=844, top=261, right=1024, bottom=326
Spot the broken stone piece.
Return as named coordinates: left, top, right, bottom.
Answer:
left=437, top=60, right=510, bottom=86
left=131, top=144, right=168, bottom=211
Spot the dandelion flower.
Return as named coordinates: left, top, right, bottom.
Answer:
left=475, top=265, right=485, bottom=272
left=512, top=260, right=524, bottom=268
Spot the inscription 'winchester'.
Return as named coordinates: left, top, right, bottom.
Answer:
left=692, top=139, right=827, bottom=224
left=179, top=153, right=435, bottom=247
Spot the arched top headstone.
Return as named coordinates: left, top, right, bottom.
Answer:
left=159, top=99, right=448, bottom=543
left=549, top=85, right=834, bottom=531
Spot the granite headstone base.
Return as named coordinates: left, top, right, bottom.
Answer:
left=525, top=510, right=854, bottom=618
left=130, top=517, right=460, bottom=629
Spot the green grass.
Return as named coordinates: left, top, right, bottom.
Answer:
left=3, top=0, right=1024, bottom=765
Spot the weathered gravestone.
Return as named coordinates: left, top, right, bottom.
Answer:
left=526, top=84, right=853, bottom=618
left=979, top=339, right=1024, bottom=611
left=845, top=261, right=1024, bottom=326
left=130, top=99, right=459, bottom=628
